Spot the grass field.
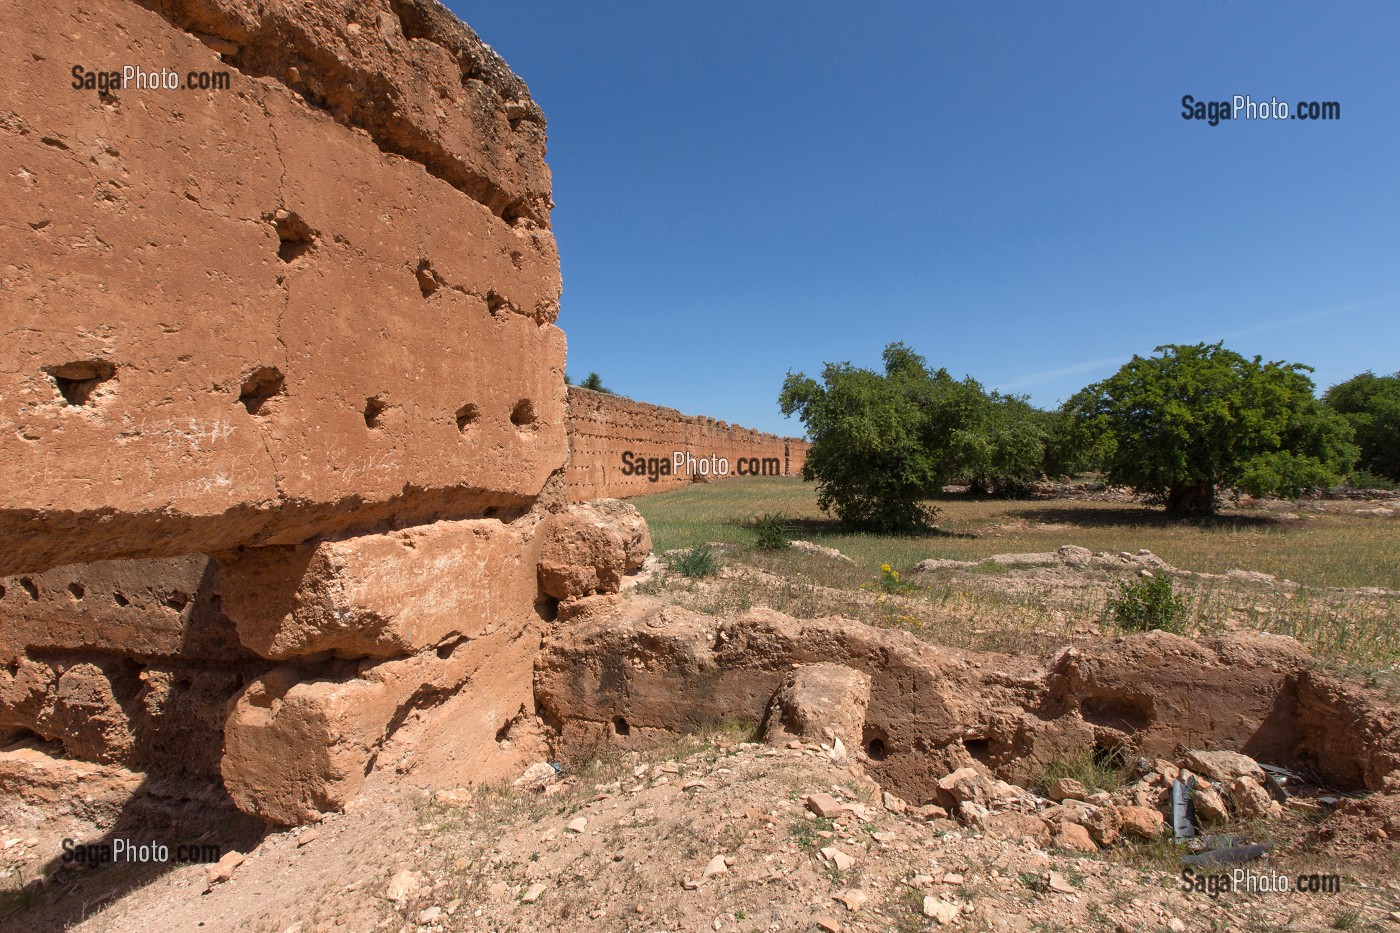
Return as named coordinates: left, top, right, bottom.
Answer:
left=631, top=477, right=1400, bottom=670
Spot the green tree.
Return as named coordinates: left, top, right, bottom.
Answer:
left=576, top=372, right=612, bottom=394
left=956, top=393, right=1048, bottom=497
left=779, top=344, right=947, bottom=532
left=1069, top=343, right=1356, bottom=516
left=1323, top=371, right=1400, bottom=483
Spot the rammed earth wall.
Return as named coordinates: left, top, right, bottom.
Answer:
left=565, top=386, right=809, bottom=500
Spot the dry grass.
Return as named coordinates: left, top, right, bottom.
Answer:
left=632, top=478, right=1400, bottom=669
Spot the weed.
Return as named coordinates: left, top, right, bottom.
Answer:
left=667, top=543, right=720, bottom=578
left=1332, top=909, right=1362, bottom=931
left=1109, top=574, right=1188, bottom=634
left=749, top=511, right=792, bottom=550
left=1033, top=745, right=1128, bottom=794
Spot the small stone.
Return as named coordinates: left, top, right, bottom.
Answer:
left=942, top=872, right=964, bottom=885
left=521, top=882, right=546, bottom=903
left=565, top=817, right=587, bottom=834
left=806, top=793, right=844, bottom=819
left=702, top=855, right=728, bottom=879
left=1193, top=786, right=1230, bottom=826
left=1182, top=750, right=1264, bottom=784
left=385, top=869, right=421, bottom=905
left=956, top=800, right=990, bottom=831
left=816, top=917, right=843, bottom=932
left=1054, top=822, right=1098, bottom=853
left=923, top=896, right=958, bottom=924
left=820, top=847, right=855, bottom=871
left=205, top=851, right=245, bottom=888
left=1118, top=805, right=1165, bottom=839
left=883, top=791, right=907, bottom=813
left=514, top=762, right=559, bottom=789
left=295, top=829, right=320, bottom=847
left=1048, top=871, right=1076, bottom=894
left=1168, top=919, right=1186, bottom=933
left=1048, top=778, right=1088, bottom=802
left=835, top=889, right=868, bottom=911
left=417, top=906, right=442, bottom=923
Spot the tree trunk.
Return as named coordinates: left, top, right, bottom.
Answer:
left=1166, top=481, right=1215, bottom=517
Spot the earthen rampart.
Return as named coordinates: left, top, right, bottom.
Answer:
left=566, top=387, right=809, bottom=500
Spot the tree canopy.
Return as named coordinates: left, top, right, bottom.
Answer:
left=1068, top=343, right=1356, bottom=516
left=1323, top=371, right=1400, bottom=484
left=779, top=342, right=1049, bottom=531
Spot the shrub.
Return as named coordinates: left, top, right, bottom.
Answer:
left=750, top=512, right=792, bottom=551
left=667, top=544, right=719, bottom=578
left=1324, top=371, right=1400, bottom=483
left=1347, top=468, right=1397, bottom=491
left=1109, top=574, right=1187, bottom=634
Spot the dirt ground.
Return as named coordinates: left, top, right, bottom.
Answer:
left=6, top=725, right=1396, bottom=932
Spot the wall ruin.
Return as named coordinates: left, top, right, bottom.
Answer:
left=566, top=386, right=809, bottom=501
left=0, top=0, right=583, bottom=826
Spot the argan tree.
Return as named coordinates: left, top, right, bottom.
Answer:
left=780, top=342, right=1046, bottom=530
left=1069, top=343, right=1356, bottom=516
left=779, top=348, right=942, bottom=532
left=1323, top=371, right=1400, bottom=484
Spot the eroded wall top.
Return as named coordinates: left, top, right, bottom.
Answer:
left=1, top=0, right=568, bottom=575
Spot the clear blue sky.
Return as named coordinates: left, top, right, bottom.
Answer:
left=451, top=1, right=1399, bottom=436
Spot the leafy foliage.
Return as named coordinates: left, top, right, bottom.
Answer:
left=1324, top=371, right=1400, bottom=483
left=666, top=543, right=720, bottom=578
left=749, top=512, right=792, bottom=550
left=1109, top=574, right=1188, bottom=634
left=1069, top=343, right=1356, bottom=515
left=779, top=344, right=947, bottom=532
left=572, top=372, right=614, bottom=394
left=779, top=342, right=1052, bottom=531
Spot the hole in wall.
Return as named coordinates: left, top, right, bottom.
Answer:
left=612, top=716, right=631, bottom=737
left=0, top=584, right=6, bottom=599
left=1080, top=694, right=1154, bottom=734
left=113, top=592, right=130, bottom=607
left=67, top=582, right=85, bottom=601
left=269, top=210, right=315, bottom=263
left=510, top=399, right=536, bottom=428
left=865, top=738, right=887, bottom=761
left=163, top=591, right=190, bottom=612
left=436, top=643, right=455, bottom=661
left=455, top=403, right=479, bottom=432
left=495, top=720, right=513, bottom=743
left=485, top=291, right=507, bottom=316
left=964, top=738, right=992, bottom=766
left=363, top=396, right=388, bottom=428
left=45, top=360, right=116, bottom=406
left=1093, top=741, right=1128, bottom=771
left=18, top=578, right=38, bottom=600
left=239, top=366, right=284, bottom=415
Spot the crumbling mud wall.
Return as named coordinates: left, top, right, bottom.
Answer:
left=0, top=0, right=620, bottom=827
left=566, top=387, right=809, bottom=501
left=1, top=0, right=564, bottom=576
left=536, top=597, right=1400, bottom=803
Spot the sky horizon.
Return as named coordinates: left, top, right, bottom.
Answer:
left=452, top=1, right=1399, bottom=436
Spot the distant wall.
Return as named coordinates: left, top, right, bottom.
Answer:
left=566, top=387, right=809, bottom=500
